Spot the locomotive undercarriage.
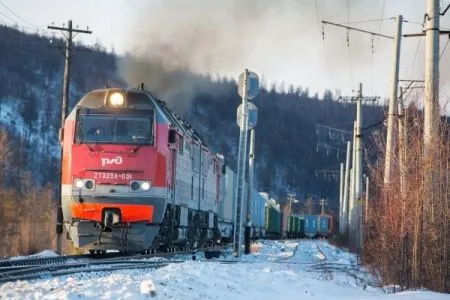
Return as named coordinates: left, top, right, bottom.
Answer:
left=153, top=203, right=221, bottom=252
left=65, top=196, right=221, bottom=253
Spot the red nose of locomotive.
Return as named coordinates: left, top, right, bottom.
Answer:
left=62, top=87, right=167, bottom=251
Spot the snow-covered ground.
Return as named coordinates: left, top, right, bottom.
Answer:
left=0, top=240, right=448, bottom=299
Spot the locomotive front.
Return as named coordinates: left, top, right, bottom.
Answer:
left=61, top=87, right=168, bottom=253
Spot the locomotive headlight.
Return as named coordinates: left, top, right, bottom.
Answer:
left=141, top=181, right=151, bottom=190
left=75, top=179, right=84, bottom=189
left=131, top=181, right=140, bottom=191
left=130, top=180, right=151, bottom=191
left=108, top=92, right=125, bottom=106
left=85, top=180, right=94, bottom=190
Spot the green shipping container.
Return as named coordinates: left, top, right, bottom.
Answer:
left=299, top=218, right=305, bottom=236
left=287, top=216, right=293, bottom=232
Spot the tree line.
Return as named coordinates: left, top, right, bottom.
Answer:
left=364, top=102, right=449, bottom=293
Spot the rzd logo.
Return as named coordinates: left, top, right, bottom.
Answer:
left=101, top=156, right=123, bottom=167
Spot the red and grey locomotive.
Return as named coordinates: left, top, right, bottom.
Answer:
left=61, top=84, right=224, bottom=253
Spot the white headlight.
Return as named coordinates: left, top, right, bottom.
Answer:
left=75, top=180, right=84, bottom=189
left=141, top=182, right=151, bottom=190
left=109, top=92, right=124, bottom=106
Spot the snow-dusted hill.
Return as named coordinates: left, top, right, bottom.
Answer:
left=0, top=240, right=447, bottom=299
left=0, top=25, right=388, bottom=205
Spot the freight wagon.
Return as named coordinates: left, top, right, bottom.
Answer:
left=286, top=215, right=305, bottom=238
left=264, top=198, right=282, bottom=239
left=318, top=214, right=334, bottom=238
left=304, top=215, right=319, bottom=238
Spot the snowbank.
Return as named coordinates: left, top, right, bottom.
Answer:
left=0, top=240, right=448, bottom=300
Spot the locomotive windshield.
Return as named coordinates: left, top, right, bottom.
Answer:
left=76, top=113, right=153, bottom=145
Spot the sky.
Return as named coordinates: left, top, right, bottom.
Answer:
left=2, top=0, right=450, bottom=112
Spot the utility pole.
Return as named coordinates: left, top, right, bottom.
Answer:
left=339, top=84, right=378, bottom=250
left=287, top=193, right=297, bottom=217
left=341, top=141, right=351, bottom=234
left=48, top=20, right=92, bottom=255
left=245, top=128, right=256, bottom=254
left=339, top=162, right=344, bottom=232
left=350, top=121, right=357, bottom=226
left=424, top=0, right=440, bottom=153
left=384, top=15, right=403, bottom=185
left=403, top=3, right=450, bottom=153
left=355, top=83, right=363, bottom=212
left=365, top=175, right=369, bottom=220
left=398, top=87, right=406, bottom=196
left=320, top=198, right=327, bottom=214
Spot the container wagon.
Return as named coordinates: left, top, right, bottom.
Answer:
left=318, top=215, right=330, bottom=238
left=217, top=165, right=235, bottom=244
left=265, top=198, right=282, bottom=239
left=250, top=190, right=266, bottom=239
left=318, top=214, right=334, bottom=238
left=304, top=215, right=319, bottom=238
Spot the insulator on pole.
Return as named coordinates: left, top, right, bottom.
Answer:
left=371, top=34, right=374, bottom=53
left=347, top=29, right=350, bottom=47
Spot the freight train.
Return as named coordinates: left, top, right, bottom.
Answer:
left=61, top=85, right=333, bottom=254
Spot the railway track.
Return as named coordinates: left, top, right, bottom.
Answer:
left=0, top=245, right=227, bottom=284
left=0, top=244, right=226, bottom=267
left=0, top=259, right=180, bottom=283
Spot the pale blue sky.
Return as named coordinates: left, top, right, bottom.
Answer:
left=2, top=0, right=450, bottom=112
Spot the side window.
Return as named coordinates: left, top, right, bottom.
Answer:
left=179, top=136, right=184, bottom=156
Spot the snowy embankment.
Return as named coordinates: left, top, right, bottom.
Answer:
left=0, top=240, right=447, bottom=299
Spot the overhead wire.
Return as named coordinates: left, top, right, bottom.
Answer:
left=314, top=0, right=334, bottom=88
left=407, top=37, right=422, bottom=80
left=403, top=19, right=426, bottom=27
left=371, top=0, right=386, bottom=95
left=347, top=0, right=354, bottom=85
left=0, top=0, right=42, bottom=29
left=440, top=38, right=450, bottom=60
left=373, top=0, right=386, bottom=53
left=338, top=17, right=393, bottom=25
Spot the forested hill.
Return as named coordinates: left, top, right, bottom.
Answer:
left=0, top=25, right=385, bottom=214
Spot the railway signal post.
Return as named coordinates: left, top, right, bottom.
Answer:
left=234, top=69, right=259, bottom=257
left=245, top=108, right=258, bottom=254
left=48, top=20, right=92, bottom=255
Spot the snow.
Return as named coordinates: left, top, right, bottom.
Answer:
left=0, top=240, right=448, bottom=300
left=9, top=250, right=59, bottom=261
left=140, top=279, right=157, bottom=297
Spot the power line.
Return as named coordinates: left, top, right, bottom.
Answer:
left=322, top=20, right=394, bottom=40
left=374, top=0, right=387, bottom=52
left=407, top=37, right=422, bottom=80
left=0, top=0, right=40, bottom=28
left=315, top=0, right=334, bottom=87
left=347, top=0, right=354, bottom=85
left=338, top=17, right=393, bottom=25
left=440, top=38, right=450, bottom=60
left=403, top=20, right=425, bottom=27
left=0, top=10, right=16, bottom=24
